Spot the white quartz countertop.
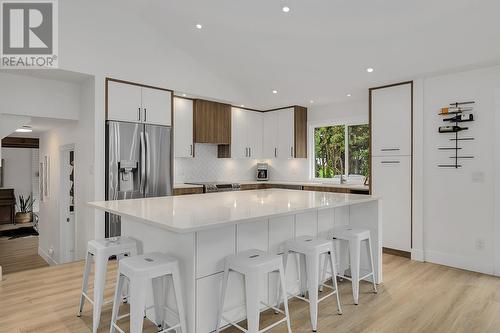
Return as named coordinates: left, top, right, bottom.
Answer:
left=89, top=189, right=379, bottom=233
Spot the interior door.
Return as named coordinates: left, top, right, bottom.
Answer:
left=141, top=87, right=172, bottom=126
left=107, top=81, right=142, bottom=123
left=144, top=124, right=172, bottom=197
left=60, top=148, right=75, bottom=263
left=173, top=97, right=193, bottom=158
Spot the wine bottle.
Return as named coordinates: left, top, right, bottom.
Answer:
left=438, top=125, right=468, bottom=133
left=443, top=114, right=474, bottom=122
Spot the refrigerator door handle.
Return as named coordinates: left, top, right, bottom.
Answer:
left=140, top=131, right=146, bottom=194
left=145, top=131, right=151, bottom=195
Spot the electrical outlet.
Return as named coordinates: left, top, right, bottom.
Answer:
left=475, top=238, right=485, bottom=251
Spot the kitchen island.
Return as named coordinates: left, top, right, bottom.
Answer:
left=89, top=189, right=381, bottom=333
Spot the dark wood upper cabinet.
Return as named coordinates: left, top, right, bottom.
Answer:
left=193, top=99, right=231, bottom=145
left=294, top=106, right=308, bottom=158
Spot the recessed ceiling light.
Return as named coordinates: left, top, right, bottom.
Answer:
left=15, top=126, right=32, bottom=133
left=347, top=94, right=352, bottom=97
left=182, top=93, right=187, bottom=97
left=282, top=6, right=290, bottom=13
left=366, top=67, right=374, bottom=73
left=240, top=104, right=245, bottom=107
left=272, top=90, right=278, bottom=94
left=195, top=24, right=202, bottom=29
left=310, top=100, right=314, bottom=104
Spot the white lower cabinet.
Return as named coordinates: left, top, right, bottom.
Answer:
left=196, top=226, right=236, bottom=278
left=196, top=272, right=245, bottom=332
left=372, top=155, right=411, bottom=251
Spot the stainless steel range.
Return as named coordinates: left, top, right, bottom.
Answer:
left=187, top=182, right=241, bottom=193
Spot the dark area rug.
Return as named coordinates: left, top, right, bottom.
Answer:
left=0, top=227, right=39, bottom=239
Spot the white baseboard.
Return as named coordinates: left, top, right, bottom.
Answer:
left=424, top=249, right=493, bottom=275
left=411, top=248, right=424, bottom=262
left=38, top=247, right=59, bottom=266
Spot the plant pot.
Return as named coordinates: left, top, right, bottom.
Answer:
left=14, top=212, right=32, bottom=224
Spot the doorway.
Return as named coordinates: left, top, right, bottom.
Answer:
left=59, top=144, right=76, bottom=264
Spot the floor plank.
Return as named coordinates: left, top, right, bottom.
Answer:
left=1, top=254, right=499, bottom=333
left=0, top=235, right=48, bottom=275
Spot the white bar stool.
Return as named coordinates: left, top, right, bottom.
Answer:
left=110, top=252, right=187, bottom=333
left=280, top=236, right=342, bottom=332
left=327, top=226, right=377, bottom=305
left=216, top=249, right=291, bottom=333
left=77, top=237, right=138, bottom=333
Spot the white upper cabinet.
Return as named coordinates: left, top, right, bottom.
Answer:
left=371, top=83, right=412, bottom=156
left=107, top=81, right=142, bottom=123
left=263, top=111, right=278, bottom=158
left=247, top=111, right=263, bottom=158
left=277, top=108, right=295, bottom=159
left=231, top=108, right=248, bottom=159
left=107, top=80, right=172, bottom=126
left=173, top=97, right=193, bottom=158
left=231, top=108, right=263, bottom=159
left=141, top=87, right=172, bottom=126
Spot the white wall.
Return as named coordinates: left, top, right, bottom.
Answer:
left=55, top=0, right=251, bottom=239
left=0, top=73, right=81, bottom=120
left=0, top=148, right=33, bottom=202
left=421, top=66, right=500, bottom=275
left=37, top=78, right=96, bottom=265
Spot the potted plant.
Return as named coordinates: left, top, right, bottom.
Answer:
left=15, top=195, right=35, bottom=224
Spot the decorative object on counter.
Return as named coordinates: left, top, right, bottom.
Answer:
left=14, top=195, right=35, bottom=224
left=256, top=162, right=269, bottom=181
left=437, top=101, right=475, bottom=168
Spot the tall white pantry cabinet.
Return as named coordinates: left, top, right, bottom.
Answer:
left=370, top=82, right=413, bottom=253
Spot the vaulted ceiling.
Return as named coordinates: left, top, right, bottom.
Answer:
left=125, top=0, right=500, bottom=109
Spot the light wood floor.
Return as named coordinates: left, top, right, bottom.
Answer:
left=1, top=254, right=500, bottom=333
left=0, top=235, right=48, bottom=274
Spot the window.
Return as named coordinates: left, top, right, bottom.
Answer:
left=313, top=123, right=369, bottom=179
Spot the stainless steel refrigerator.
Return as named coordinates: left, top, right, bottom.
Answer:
left=105, top=121, right=172, bottom=237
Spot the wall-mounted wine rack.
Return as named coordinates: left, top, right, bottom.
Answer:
left=437, top=101, right=475, bottom=168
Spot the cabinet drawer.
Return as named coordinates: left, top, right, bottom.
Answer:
left=196, top=226, right=235, bottom=278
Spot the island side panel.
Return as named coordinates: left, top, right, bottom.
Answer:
left=348, top=200, right=382, bottom=283
left=120, top=217, right=197, bottom=332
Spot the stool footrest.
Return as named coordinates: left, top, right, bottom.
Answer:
left=222, top=315, right=288, bottom=333
left=82, top=292, right=94, bottom=305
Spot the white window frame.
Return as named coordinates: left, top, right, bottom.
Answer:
left=308, top=117, right=369, bottom=181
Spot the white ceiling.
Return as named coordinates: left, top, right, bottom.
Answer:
left=130, top=1, right=500, bottom=109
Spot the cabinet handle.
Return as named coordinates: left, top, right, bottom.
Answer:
left=381, top=161, right=400, bottom=164
left=190, top=144, right=193, bottom=156
left=249, top=147, right=251, bottom=158
left=245, top=147, right=248, bottom=157
left=274, top=147, right=277, bottom=158
left=290, top=146, right=294, bottom=157
left=138, top=107, right=141, bottom=121
left=144, top=108, right=147, bottom=122
left=381, top=148, right=400, bottom=151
